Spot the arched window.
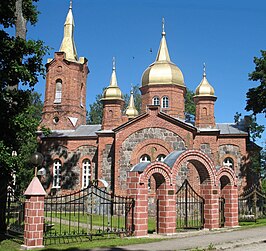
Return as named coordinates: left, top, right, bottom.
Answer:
left=53, top=159, right=61, bottom=188
left=202, top=107, right=207, bottom=116
left=82, top=159, right=91, bottom=188
left=152, top=96, right=160, bottom=106
left=54, top=79, right=62, bottom=104
left=223, top=157, right=234, bottom=169
left=162, top=96, right=169, bottom=108
left=156, top=154, right=166, bottom=162
left=140, top=154, right=151, bottom=163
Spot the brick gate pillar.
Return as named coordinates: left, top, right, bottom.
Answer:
left=222, top=185, right=239, bottom=227
left=21, top=177, right=46, bottom=250
left=157, top=183, right=176, bottom=235
left=201, top=184, right=219, bottom=229
left=127, top=172, right=148, bottom=237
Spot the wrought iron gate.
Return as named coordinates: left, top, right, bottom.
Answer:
left=176, top=179, right=204, bottom=229
left=44, top=183, right=134, bottom=244
left=238, top=186, right=266, bottom=222
left=5, top=187, right=25, bottom=239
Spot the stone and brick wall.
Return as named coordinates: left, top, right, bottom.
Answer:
left=40, top=138, right=97, bottom=193
left=118, top=127, right=186, bottom=191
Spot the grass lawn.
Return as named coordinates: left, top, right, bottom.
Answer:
left=239, top=217, right=266, bottom=227
left=0, top=235, right=162, bottom=251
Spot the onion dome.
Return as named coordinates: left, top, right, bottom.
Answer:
left=102, top=58, right=123, bottom=100
left=141, top=18, right=185, bottom=87
left=126, top=88, right=139, bottom=118
left=195, top=64, right=215, bottom=97
left=59, top=1, right=78, bottom=61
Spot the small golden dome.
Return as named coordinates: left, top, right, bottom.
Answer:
left=102, top=58, right=123, bottom=100
left=195, top=64, right=215, bottom=97
left=141, top=19, right=185, bottom=87
left=126, top=89, right=139, bottom=118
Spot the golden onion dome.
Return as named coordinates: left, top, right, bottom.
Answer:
left=141, top=19, right=185, bottom=87
left=102, top=58, right=123, bottom=100
left=195, top=64, right=215, bottom=97
left=126, top=88, right=139, bottom=118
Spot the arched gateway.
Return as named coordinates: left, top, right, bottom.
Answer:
left=127, top=150, right=238, bottom=236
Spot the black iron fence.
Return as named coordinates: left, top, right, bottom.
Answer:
left=44, top=183, right=134, bottom=244
left=5, top=187, right=25, bottom=239
left=176, top=179, right=204, bottom=229
left=238, top=185, right=266, bottom=222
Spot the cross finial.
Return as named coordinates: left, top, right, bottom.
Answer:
left=130, top=84, right=134, bottom=94
left=70, top=0, right=73, bottom=9
left=112, top=57, right=116, bottom=70
left=162, top=17, right=165, bottom=36
left=203, top=62, right=206, bottom=77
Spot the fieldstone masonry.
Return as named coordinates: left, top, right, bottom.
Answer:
left=119, top=128, right=185, bottom=190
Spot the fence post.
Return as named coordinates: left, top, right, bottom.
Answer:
left=253, top=190, right=257, bottom=222
left=21, top=177, right=46, bottom=250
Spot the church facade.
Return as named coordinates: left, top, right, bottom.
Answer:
left=39, top=4, right=255, bottom=232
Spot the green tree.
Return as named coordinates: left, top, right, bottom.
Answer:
left=185, top=89, right=196, bottom=121
left=87, top=93, right=103, bottom=124
left=234, top=113, right=265, bottom=182
left=0, top=0, right=47, bottom=232
left=234, top=112, right=265, bottom=142
left=246, top=50, right=266, bottom=116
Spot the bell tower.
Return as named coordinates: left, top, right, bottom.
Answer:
left=41, top=2, right=89, bottom=130
left=101, top=58, right=125, bottom=130
left=194, top=64, right=217, bottom=128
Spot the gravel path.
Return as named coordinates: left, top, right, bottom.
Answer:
left=89, top=226, right=266, bottom=251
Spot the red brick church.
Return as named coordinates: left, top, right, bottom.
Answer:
left=39, top=3, right=256, bottom=233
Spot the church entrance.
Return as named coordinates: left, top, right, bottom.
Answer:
left=147, top=172, right=169, bottom=234
left=176, top=179, right=204, bottom=229
left=127, top=150, right=238, bottom=237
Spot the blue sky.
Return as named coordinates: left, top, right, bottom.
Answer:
left=27, top=0, right=265, bottom=145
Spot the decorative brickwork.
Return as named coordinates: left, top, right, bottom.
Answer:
left=140, top=84, right=186, bottom=119
left=194, top=96, right=217, bottom=128
left=41, top=52, right=88, bottom=130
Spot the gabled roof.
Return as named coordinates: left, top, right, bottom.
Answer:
left=114, top=107, right=197, bottom=134
left=216, top=123, right=248, bottom=136
left=44, top=124, right=101, bottom=138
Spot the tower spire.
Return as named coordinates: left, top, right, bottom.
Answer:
left=126, top=85, right=139, bottom=119
left=110, top=57, right=118, bottom=87
left=59, top=1, right=78, bottom=61
left=156, top=18, right=170, bottom=62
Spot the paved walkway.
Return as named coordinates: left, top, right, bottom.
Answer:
left=90, top=226, right=266, bottom=251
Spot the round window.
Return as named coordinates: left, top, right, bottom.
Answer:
left=53, top=116, right=59, bottom=124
